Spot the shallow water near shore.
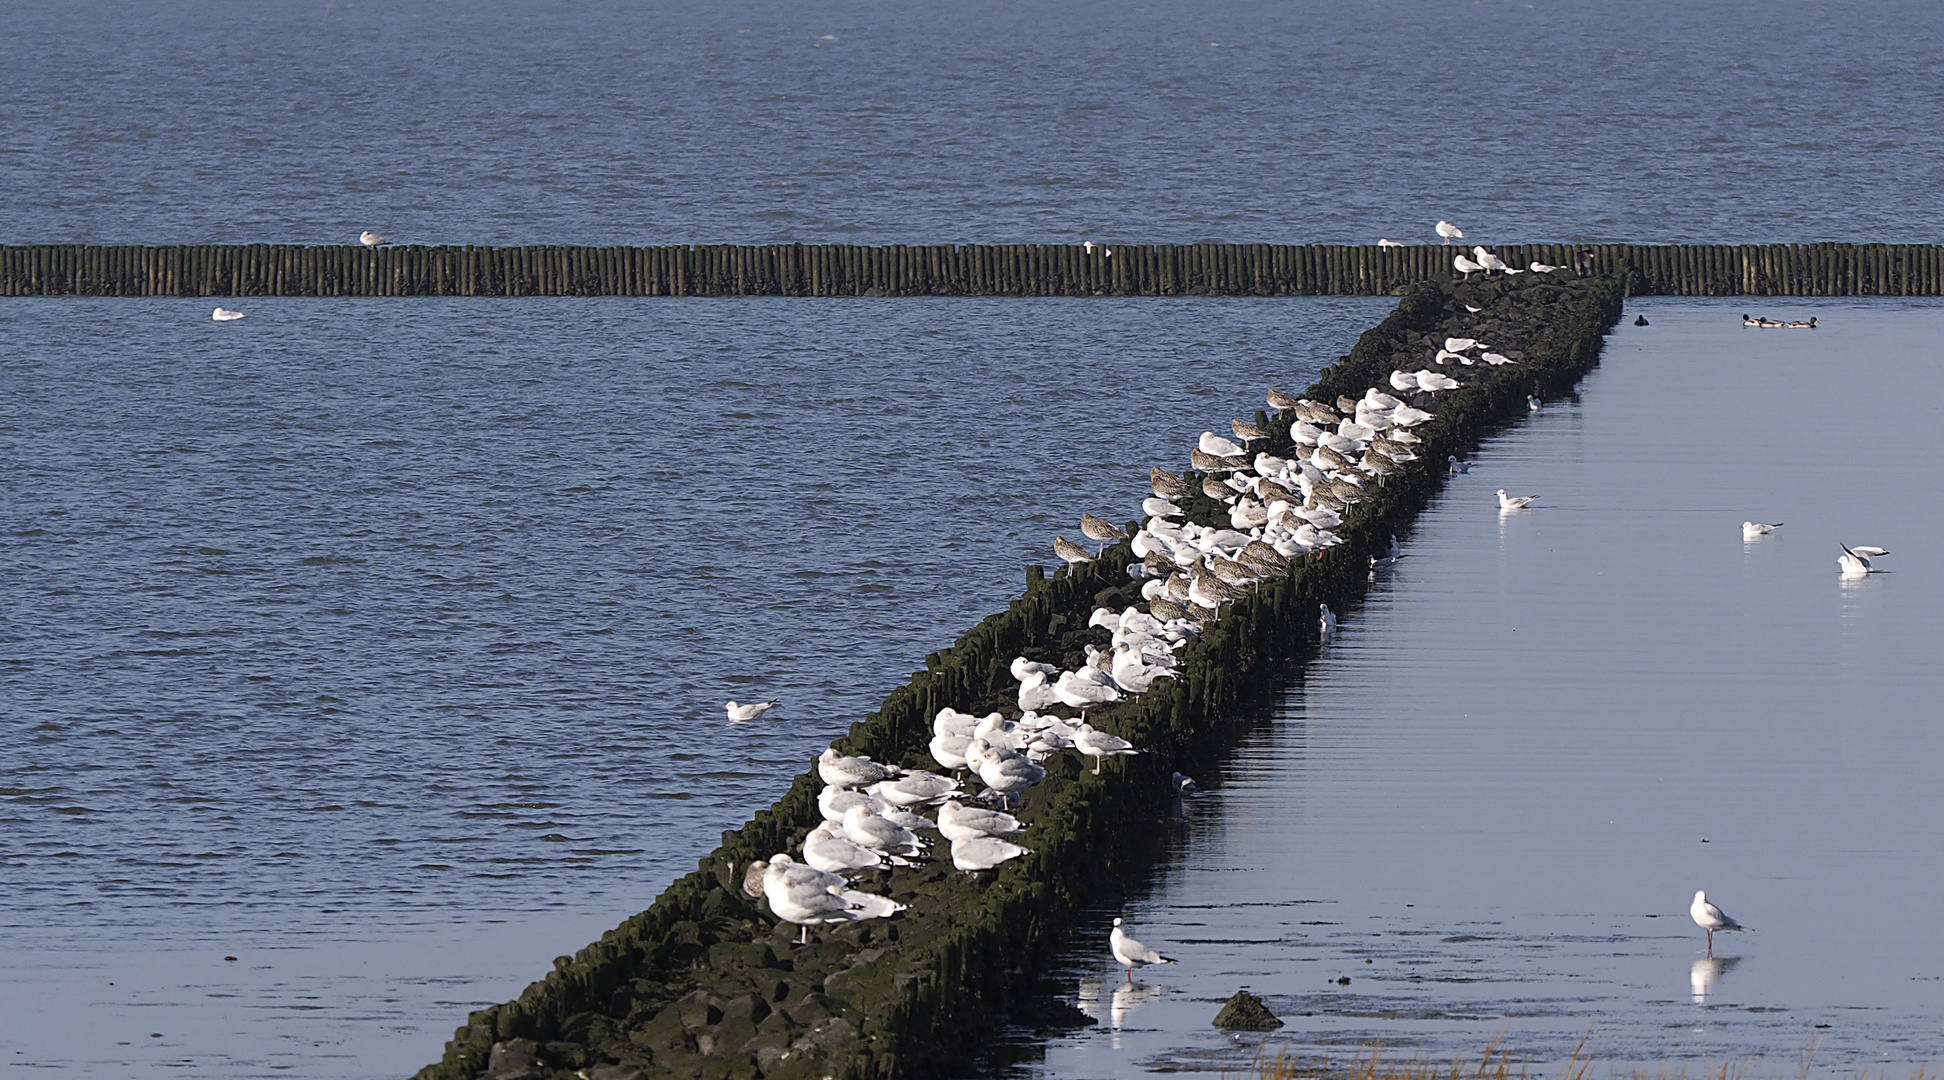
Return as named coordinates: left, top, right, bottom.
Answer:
left=1024, top=299, right=1944, bottom=1076
left=0, top=295, right=1377, bottom=1076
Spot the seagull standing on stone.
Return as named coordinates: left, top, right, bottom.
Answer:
left=1690, top=890, right=1747, bottom=956
left=1453, top=254, right=1484, bottom=280
left=1110, top=917, right=1173, bottom=983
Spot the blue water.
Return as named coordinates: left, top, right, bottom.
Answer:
left=6, top=1, right=1944, bottom=1075
left=0, top=296, right=1374, bottom=1075
left=1029, top=300, right=1944, bottom=1075
left=4, top=1, right=1943, bottom=246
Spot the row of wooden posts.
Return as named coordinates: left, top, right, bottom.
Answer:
left=2, top=242, right=1942, bottom=297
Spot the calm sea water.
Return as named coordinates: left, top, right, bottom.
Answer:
left=0, top=296, right=1375, bottom=1075
left=6, top=1, right=1944, bottom=1076
left=4, top=1, right=1944, bottom=246
left=1029, top=300, right=1944, bottom=1076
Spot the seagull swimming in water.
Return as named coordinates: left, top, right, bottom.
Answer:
left=211, top=307, right=247, bottom=321
left=1527, top=395, right=1542, bottom=411
left=1690, top=890, right=1747, bottom=955
left=1838, top=544, right=1888, bottom=576
left=1110, top=917, right=1173, bottom=982
left=1449, top=455, right=1472, bottom=474
left=725, top=699, right=778, bottom=722
left=1742, top=521, right=1782, bottom=540
left=1497, top=489, right=1538, bottom=510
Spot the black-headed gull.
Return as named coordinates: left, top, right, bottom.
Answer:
left=1318, top=603, right=1336, bottom=639
left=1435, top=220, right=1465, bottom=244
left=1497, top=490, right=1538, bottom=511
left=1838, top=544, right=1888, bottom=576
left=1448, top=455, right=1472, bottom=474
left=211, top=307, right=246, bottom=322
left=1453, top=254, right=1484, bottom=279
left=1741, top=521, right=1783, bottom=540
left=725, top=699, right=778, bottom=722
left=762, top=854, right=903, bottom=943
left=1690, top=890, right=1747, bottom=955
left=359, top=230, right=388, bottom=248
left=1110, top=917, right=1173, bottom=982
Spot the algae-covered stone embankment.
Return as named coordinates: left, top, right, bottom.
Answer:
left=414, top=272, right=1627, bottom=1080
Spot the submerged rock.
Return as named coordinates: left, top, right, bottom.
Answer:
left=1213, top=990, right=1284, bottom=1031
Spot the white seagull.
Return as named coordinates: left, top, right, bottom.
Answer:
left=359, top=230, right=388, bottom=248
left=1074, top=728, right=1139, bottom=774
left=1530, top=261, right=1559, bottom=273
left=1527, top=395, right=1542, bottom=410
left=1448, top=455, right=1472, bottom=474
left=211, top=307, right=247, bottom=322
left=1473, top=246, right=1511, bottom=274
left=725, top=699, right=778, bottom=722
left=1690, top=889, right=1747, bottom=955
left=1497, top=489, right=1538, bottom=510
left=1435, top=220, right=1465, bottom=245
left=1318, top=603, right=1336, bottom=639
left=1377, top=238, right=1404, bottom=248
left=1741, top=521, right=1783, bottom=540
left=1110, top=917, right=1173, bottom=982
left=818, top=748, right=901, bottom=789
left=1453, top=254, right=1484, bottom=279
left=1838, top=544, right=1888, bottom=576
left=950, top=834, right=1031, bottom=872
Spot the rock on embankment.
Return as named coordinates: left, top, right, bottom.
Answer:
left=415, top=273, right=1626, bottom=1080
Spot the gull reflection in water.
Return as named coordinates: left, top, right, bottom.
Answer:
left=1111, top=980, right=1162, bottom=1031
left=1691, top=955, right=1741, bottom=1002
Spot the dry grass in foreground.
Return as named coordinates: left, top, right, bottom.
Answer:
left=1228, top=1038, right=1936, bottom=1080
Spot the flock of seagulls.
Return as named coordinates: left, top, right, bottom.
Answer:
left=1742, top=313, right=1817, bottom=329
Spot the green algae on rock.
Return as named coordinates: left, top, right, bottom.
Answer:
left=413, top=272, right=1626, bottom=1080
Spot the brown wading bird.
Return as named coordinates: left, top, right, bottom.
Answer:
left=1150, top=466, right=1192, bottom=500
left=1080, top=513, right=1127, bottom=544
left=1052, top=536, right=1092, bottom=567
left=1230, top=418, right=1268, bottom=442
left=1266, top=388, right=1300, bottom=412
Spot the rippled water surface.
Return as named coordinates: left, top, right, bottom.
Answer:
left=1027, top=301, right=1944, bottom=1076
left=4, top=0, right=1944, bottom=245
left=0, top=296, right=1379, bottom=1075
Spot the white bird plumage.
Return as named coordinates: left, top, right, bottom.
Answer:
left=211, top=306, right=247, bottom=322
left=1741, top=521, right=1782, bottom=540
left=1435, top=220, right=1465, bottom=244
left=359, top=230, right=388, bottom=248
left=1690, top=889, right=1747, bottom=955
left=725, top=699, right=778, bottom=722
left=1110, top=917, right=1172, bottom=982
left=1497, top=489, right=1538, bottom=510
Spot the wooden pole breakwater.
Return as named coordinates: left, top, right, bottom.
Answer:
left=412, top=273, right=1627, bottom=1080
left=1, top=242, right=1940, bottom=298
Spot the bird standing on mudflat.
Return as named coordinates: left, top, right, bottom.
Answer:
left=1690, top=890, right=1747, bottom=956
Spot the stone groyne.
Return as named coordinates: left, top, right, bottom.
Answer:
left=412, top=271, right=1626, bottom=1080
left=0, top=241, right=1936, bottom=298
